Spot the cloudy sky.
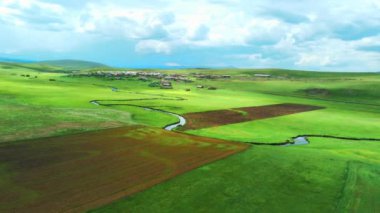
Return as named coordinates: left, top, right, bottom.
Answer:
left=0, top=0, right=379, bottom=71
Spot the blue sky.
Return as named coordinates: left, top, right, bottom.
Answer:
left=0, top=0, right=379, bottom=71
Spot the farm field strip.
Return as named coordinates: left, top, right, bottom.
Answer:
left=182, top=103, right=324, bottom=130
left=0, top=126, right=248, bottom=212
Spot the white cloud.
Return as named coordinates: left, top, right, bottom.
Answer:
left=73, top=3, right=176, bottom=42
left=135, top=40, right=172, bottom=54
left=0, top=0, right=379, bottom=71
left=296, top=54, right=334, bottom=67
left=187, top=24, right=210, bottom=41
left=69, top=0, right=298, bottom=50
left=0, top=0, right=68, bottom=30
left=294, top=37, right=380, bottom=70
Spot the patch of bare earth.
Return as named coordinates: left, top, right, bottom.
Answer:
left=182, top=103, right=324, bottom=130
left=0, top=126, right=248, bottom=212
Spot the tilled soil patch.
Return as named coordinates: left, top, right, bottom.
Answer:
left=0, top=126, right=248, bottom=213
left=182, top=103, right=324, bottom=130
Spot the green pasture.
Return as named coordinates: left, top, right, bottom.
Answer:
left=187, top=108, right=380, bottom=143
left=93, top=138, right=380, bottom=213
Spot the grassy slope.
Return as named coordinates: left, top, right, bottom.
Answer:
left=1, top=65, right=380, bottom=212
left=0, top=66, right=136, bottom=142
left=37, top=59, right=109, bottom=70
left=0, top=62, right=67, bottom=73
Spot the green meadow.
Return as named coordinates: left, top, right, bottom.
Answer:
left=1, top=62, right=380, bottom=212
left=94, top=138, right=380, bottom=213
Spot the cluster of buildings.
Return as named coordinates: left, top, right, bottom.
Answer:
left=68, top=70, right=235, bottom=90
left=79, top=71, right=194, bottom=83
left=87, top=71, right=162, bottom=78
left=71, top=70, right=234, bottom=82
left=162, top=74, right=193, bottom=82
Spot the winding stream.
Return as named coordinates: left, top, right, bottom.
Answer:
left=89, top=91, right=380, bottom=146
left=141, top=107, right=186, bottom=131
left=90, top=99, right=313, bottom=145
left=247, top=135, right=380, bottom=147
left=285, top=136, right=309, bottom=146
left=90, top=100, right=186, bottom=131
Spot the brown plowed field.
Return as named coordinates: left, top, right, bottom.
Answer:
left=0, top=126, right=248, bottom=213
left=182, top=103, right=324, bottom=130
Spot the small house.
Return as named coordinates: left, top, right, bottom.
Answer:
left=138, top=77, right=149, bottom=81
left=160, top=81, right=172, bottom=89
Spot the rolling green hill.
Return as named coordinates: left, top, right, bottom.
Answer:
left=37, top=59, right=109, bottom=71
left=0, top=62, right=66, bottom=73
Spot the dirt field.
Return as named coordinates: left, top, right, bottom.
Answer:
left=182, top=103, right=324, bottom=130
left=0, top=126, right=248, bottom=213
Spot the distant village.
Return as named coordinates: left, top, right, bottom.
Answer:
left=71, top=71, right=232, bottom=80
left=68, top=70, right=235, bottom=90
left=19, top=69, right=275, bottom=90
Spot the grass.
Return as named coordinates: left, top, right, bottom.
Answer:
left=1, top=63, right=380, bottom=212
left=186, top=108, right=380, bottom=143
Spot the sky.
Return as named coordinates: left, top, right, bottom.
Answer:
left=0, top=0, right=379, bottom=71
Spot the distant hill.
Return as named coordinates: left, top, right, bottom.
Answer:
left=235, top=68, right=377, bottom=78
left=37, top=60, right=110, bottom=71
left=0, top=61, right=68, bottom=73
left=0, top=57, right=34, bottom=63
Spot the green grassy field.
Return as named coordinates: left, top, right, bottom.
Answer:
left=1, top=62, right=380, bottom=212
left=93, top=138, right=380, bottom=213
